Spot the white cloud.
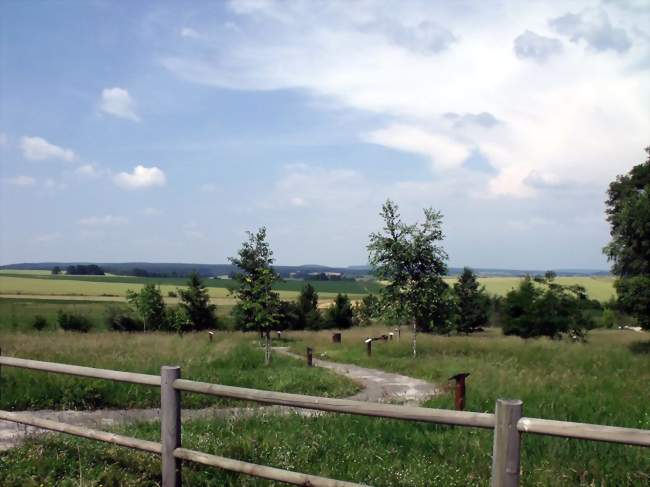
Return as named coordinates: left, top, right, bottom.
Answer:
left=20, top=136, right=76, bottom=161
left=162, top=1, right=650, bottom=197
left=1, top=175, right=36, bottom=186
left=113, top=165, right=166, bottom=189
left=78, top=215, right=128, bottom=226
left=363, top=124, right=470, bottom=170
left=75, top=163, right=105, bottom=177
left=43, top=178, right=68, bottom=191
left=99, top=87, right=140, bottom=121
left=34, top=233, right=61, bottom=243
left=180, top=27, right=201, bottom=39
left=514, top=30, right=563, bottom=62
left=142, top=207, right=161, bottom=216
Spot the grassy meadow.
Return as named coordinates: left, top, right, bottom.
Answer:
left=0, top=332, right=357, bottom=410
left=0, top=326, right=648, bottom=485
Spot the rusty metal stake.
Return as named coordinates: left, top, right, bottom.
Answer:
left=448, top=372, right=470, bottom=411
left=365, top=338, right=372, bottom=356
left=208, top=331, right=214, bottom=342
left=306, top=347, right=313, bottom=367
left=332, top=332, right=341, bottom=343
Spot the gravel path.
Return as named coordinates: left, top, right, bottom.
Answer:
left=0, top=348, right=439, bottom=451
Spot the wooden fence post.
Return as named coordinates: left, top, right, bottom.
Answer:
left=491, top=399, right=523, bottom=487
left=161, top=366, right=181, bottom=487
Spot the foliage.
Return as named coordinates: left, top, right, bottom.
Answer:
left=368, top=199, right=451, bottom=333
left=453, top=267, right=490, bottom=333
left=57, top=310, right=92, bottom=333
left=603, top=147, right=650, bottom=276
left=126, top=283, right=166, bottom=332
left=353, top=293, right=381, bottom=326
left=164, top=306, right=191, bottom=335
left=104, top=305, right=142, bottom=332
left=295, top=283, right=323, bottom=329
left=31, top=315, right=48, bottom=331
left=177, top=273, right=218, bottom=331
left=502, top=274, right=593, bottom=339
left=614, top=276, right=650, bottom=329
left=50, top=266, right=61, bottom=275
left=65, top=264, right=105, bottom=275
left=229, top=227, right=281, bottom=332
left=325, top=293, right=354, bottom=329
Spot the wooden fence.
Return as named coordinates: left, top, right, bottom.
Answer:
left=0, top=354, right=648, bottom=487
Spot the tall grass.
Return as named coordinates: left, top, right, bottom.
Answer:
left=0, top=332, right=358, bottom=410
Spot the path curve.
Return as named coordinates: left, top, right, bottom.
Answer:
left=0, top=349, right=439, bottom=451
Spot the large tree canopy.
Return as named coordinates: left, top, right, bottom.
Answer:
left=603, top=147, right=650, bottom=277
left=604, top=146, right=650, bottom=329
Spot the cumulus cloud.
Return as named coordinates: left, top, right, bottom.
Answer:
left=78, top=215, right=128, bottom=226
left=1, top=175, right=36, bottom=186
left=99, top=87, right=140, bottom=121
left=113, top=165, right=166, bottom=189
left=44, top=178, right=68, bottom=191
left=363, top=125, right=470, bottom=170
left=513, top=30, right=563, bottom=62
left=160, top=1, right=649, bottom=198
left=549, top=9, right=631, bottom=53
left=20, top=136, right=76, bottom=161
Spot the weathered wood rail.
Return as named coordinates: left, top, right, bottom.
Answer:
left=0, top=354, right=648, bottom=486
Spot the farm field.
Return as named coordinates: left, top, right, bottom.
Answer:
left=0, top=273, right=616, bottom=302
left=0, top=326, right=647, bottom=485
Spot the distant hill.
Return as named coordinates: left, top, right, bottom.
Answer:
left=0, top=262, right=610, bottom=278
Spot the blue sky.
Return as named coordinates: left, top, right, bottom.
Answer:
left=1, top=0, right=649, bottom=269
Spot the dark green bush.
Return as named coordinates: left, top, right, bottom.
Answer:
left=57, top=310, right=92, bottom=333
left=31, top=315, right=48, bottom=331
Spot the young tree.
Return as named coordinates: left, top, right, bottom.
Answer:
left=354, top=293, right=381, bottom=326
left=453, top=267, right=490, bottom=333
left=126, top=283, right=166, bottom=332
left=502, top=274, right=593, bottom=340
left=368, top=199, right=451, bottom=356
left=326, top=293, right=354, bottom=329
left=177, top=272, right=218, bottom=331
left=603, top=147, right=650, bottom=329
left=296, top=283, right=323, bottom=330
left=229, top=227, right=280, bottom=364
left=51, top=266, right=61, bottom=275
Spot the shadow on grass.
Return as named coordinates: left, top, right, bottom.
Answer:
left=629, top=340, right=650, bottom=354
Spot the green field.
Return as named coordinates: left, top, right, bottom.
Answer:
left=0, top=332, right=357, bottom=410
left=0, top=273, right=616, bottom=302
left=0, top=327, right=647, bottom=485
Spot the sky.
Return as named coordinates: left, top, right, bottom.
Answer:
left=1, top=0, right=649, bottom=269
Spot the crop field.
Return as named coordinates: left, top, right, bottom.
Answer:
left=0, top=273, right=615, bottom=303
left=0, top=326, right=647, bottom=485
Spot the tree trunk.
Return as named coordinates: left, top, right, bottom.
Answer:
left=412, top=319, right=417, bottom=358
left=264, top=330, right=271, bottom=365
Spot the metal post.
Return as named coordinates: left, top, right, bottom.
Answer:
left=365, top=338, right=372, bottom=356
left=491, top=399, right=523, bottom=487
left=306, top=347, right=313, bottom=367
left=448, top=373, right=470, bottom=411
left=161, top=366, right=181, bottom=487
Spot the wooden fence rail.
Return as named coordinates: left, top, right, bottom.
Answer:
left=0, top=354, right=648, bottom=487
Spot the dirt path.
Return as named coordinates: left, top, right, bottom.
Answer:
left=0, top=350, right=439, bottom=451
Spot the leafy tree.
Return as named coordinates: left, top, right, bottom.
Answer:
left=177, top=272, right=218, bottom=331
left=368, top=199, right=451, bottom=356
left=453, top=267, right=490, bottom=333
left=229, top=227, right=280, bottom=363
left=354, top=293, right=382, bottom=326
left=165, top=306, right=191, bottom=336
left=295, top=283, right=323, bottom=329
left=104, top=305, right=142, bottom=332
left=603, top=147, right=650, bottom=329
left=502, top=274, right=593, bottom=340
left=615, top=276, right=650, bottom=329
left=51, top=266, right=61, bottom=275
left=126, top=283, right=166, bottom=332
left=326, top=293, right=354, bottom=329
